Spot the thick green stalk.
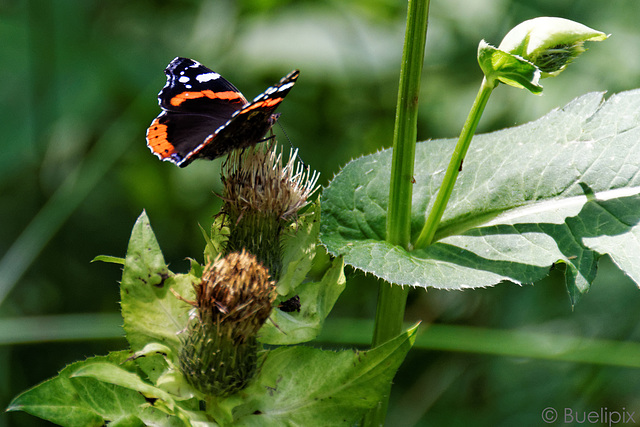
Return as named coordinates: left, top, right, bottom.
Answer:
left=365, top=0, right=430, bottom=425
left=377, top=0, right=430, bottom=349
left=413, top=77, right=495, bottom=249
left=385, top=0, right=430, bottom=248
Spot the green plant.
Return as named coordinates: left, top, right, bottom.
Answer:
left=8, top=3, right=638, bottom=426
left=7, top=141, right=416, bottom=425
left=321, top=12, right=617, bottom=427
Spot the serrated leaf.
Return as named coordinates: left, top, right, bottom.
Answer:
left=231, top=324, right=418, bottom=426
left=259, top=255, right=345, bottom=345
left=320, top=90, right=640, bottom=304
left=7, top=352, right=187, bottom=427
left=121, top=211, right=196, bottom=357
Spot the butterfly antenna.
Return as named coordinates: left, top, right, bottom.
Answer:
left=276, top=120, right=308, bottom=168
left=276, top=120, right=293, bottom=151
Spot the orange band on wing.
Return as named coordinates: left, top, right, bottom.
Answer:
left=170, top=90, right=244, bottom=106
left=244, top=98, right=283, bottom=111
left=147, top=119, right=174, bottom=158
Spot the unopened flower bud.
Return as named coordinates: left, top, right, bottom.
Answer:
left=178, top=250, right=276, bottom=396
left=478, top=17, right=608, bottom=94
left=498, top=17, right=608, bottom=76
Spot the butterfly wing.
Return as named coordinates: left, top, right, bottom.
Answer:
left=147, top=111, right=233, bottom=167
left=147, top=57, right=249, bottom=166
left=193, top=69, right=301, bottom=162
left=159, top=57, right=247, bottom=117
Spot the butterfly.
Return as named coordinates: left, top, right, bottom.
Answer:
left=146, top=57, right=299, bottom=167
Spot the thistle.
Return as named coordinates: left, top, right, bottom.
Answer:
left=178, top=250, right=276, bottom=396
left=221, top=141, right=319, bottom=279
left=478, top=17, right=609, bottom=94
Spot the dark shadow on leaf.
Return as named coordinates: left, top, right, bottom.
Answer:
left=414, top=241, right=551, bottom=285
left=442, top=192, right=640, bottom=300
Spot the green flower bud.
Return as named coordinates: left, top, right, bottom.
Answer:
left=498, top=17, right=608, bottom=76
left=178, top=250, right=276, bottom=396
left=478, top=17, right=608, bottom=94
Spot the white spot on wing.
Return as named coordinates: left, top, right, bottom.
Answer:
left=196, top=72, right=220, bottom=83
left=178, top=76, right=190, bottom=83
left=278, top=82, right=294, bottom=92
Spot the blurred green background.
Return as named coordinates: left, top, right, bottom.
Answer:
left=2, top=0, right=640, bottom=425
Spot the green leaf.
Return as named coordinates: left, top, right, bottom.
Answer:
left=259, top=255, right=345, bottom=345
left=121, top=211, right=196, bottom=358
left=320, top=90, right=640, bottom=304
left=231, top=324, right=418, bottom=426
left=107, top=414, right=146, bottom=427
left=277, top=198, right=322, bottom=296
left=477, top=40, right=542, bottom=94
left=91, top=254, right=125, bottom=264
left=73, top=350, right=198, bottom=402
left=71, top=362, right=178, bottom=405
left=202, top=214, right=229, bottom=264
left=259, top=200, right=346, bottom=344
left=7, top=351, right=186, bottom=427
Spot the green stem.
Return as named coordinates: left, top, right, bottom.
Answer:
left=385, top=0, right=430, bottom=248
left=364, top=0, right=430, bottom=425
left=372, top=281, right=409, bottom=346
left=413, top=77, right=495, bottom=249
left=362, top=281, right=409, bottom=426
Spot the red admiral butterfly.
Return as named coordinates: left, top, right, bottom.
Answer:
left=146, top=57, right=299, bottom=167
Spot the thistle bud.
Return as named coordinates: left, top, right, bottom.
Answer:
left=221, top=141, right=319, bottom=279
left=478, top=17, right=608, bottom=94
left=178, top=250, right=276, bottom=396
left=498, top=17, right=608, bottom=76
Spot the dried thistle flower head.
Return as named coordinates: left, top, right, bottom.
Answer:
left=179, top=250, right=276, bottom=396
left=221, top=141, right=319, bottom=278
left=223, top=140, right=319, bottom=222
left=195, top=250, right=276, bottom=336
